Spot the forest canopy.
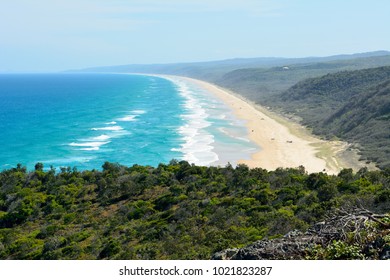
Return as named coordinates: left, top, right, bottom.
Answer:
left=0, top=161, right=389, bottom=260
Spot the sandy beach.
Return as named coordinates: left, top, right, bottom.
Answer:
left=174, top=76, right=353, bottom=174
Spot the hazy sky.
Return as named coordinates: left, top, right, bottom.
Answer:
left=1, top=0, right=389, bottom=72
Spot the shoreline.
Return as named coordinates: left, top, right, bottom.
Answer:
left=139, top=73, right=374, bottom=174
left=166, top=76, right=371, bottom=174
left=184, top=77, right=338, bottom=174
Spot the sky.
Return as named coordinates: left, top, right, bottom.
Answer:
left=0, top=0, right=389, bottom=72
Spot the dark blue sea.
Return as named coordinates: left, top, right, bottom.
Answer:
left=0, top=73, right=258, bottom=170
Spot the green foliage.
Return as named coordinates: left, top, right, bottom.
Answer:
left=34, top=163, right=44, bottom=172
left=310, top=240, right=365, bottom=260
left=98, top=238, right=120, bottom=259
left=0, top=162, right=388, bottom=259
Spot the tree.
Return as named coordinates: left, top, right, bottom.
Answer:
left=34, top=163, right=44, bottom=172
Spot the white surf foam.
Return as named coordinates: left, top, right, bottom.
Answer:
left=43, top=156, right=94, bottom=165
left=166, top=78, right=219, bottom=166
left=79, top=147, right=100, bottom=151
left=91, top=125, right=123, bottom=131
left=131, top=110, right=146, bottom=114
left=116, top=109, right=146, bottom=122
left=69, top=141, right=110, bottom=150
left=117, top=115, right=137, bottom=122
left=91, top=134, right=111, bottom=141
left=218, top=127, right=251, bottom=143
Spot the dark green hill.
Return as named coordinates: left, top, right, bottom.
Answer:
left=268, top=67, right=390, bottom=168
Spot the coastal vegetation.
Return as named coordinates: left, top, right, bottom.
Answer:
left=0, top=161, right=389, bottom=259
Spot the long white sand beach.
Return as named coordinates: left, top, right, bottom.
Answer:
left=175, top=76, right=354, bottom=174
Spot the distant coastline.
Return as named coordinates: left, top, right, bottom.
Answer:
left=156, top=75, right=371, bottom=174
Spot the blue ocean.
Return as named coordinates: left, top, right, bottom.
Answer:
left=0, top=73, right=258, bottom=170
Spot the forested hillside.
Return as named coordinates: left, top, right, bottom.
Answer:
left=214, top=55, right=390, bottom=100
left=267, top=67, right=390, bottom=168
left=0, top=162, right=389, bottom=259
left=77, top=52, right=390, bottom=93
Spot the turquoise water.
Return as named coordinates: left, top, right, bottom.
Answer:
left=0, top=73, right=258, bottom=170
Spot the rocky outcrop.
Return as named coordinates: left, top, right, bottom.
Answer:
left=212, top=230, right=322, bottom=260
left=212, top=209, right=390, bottom=260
